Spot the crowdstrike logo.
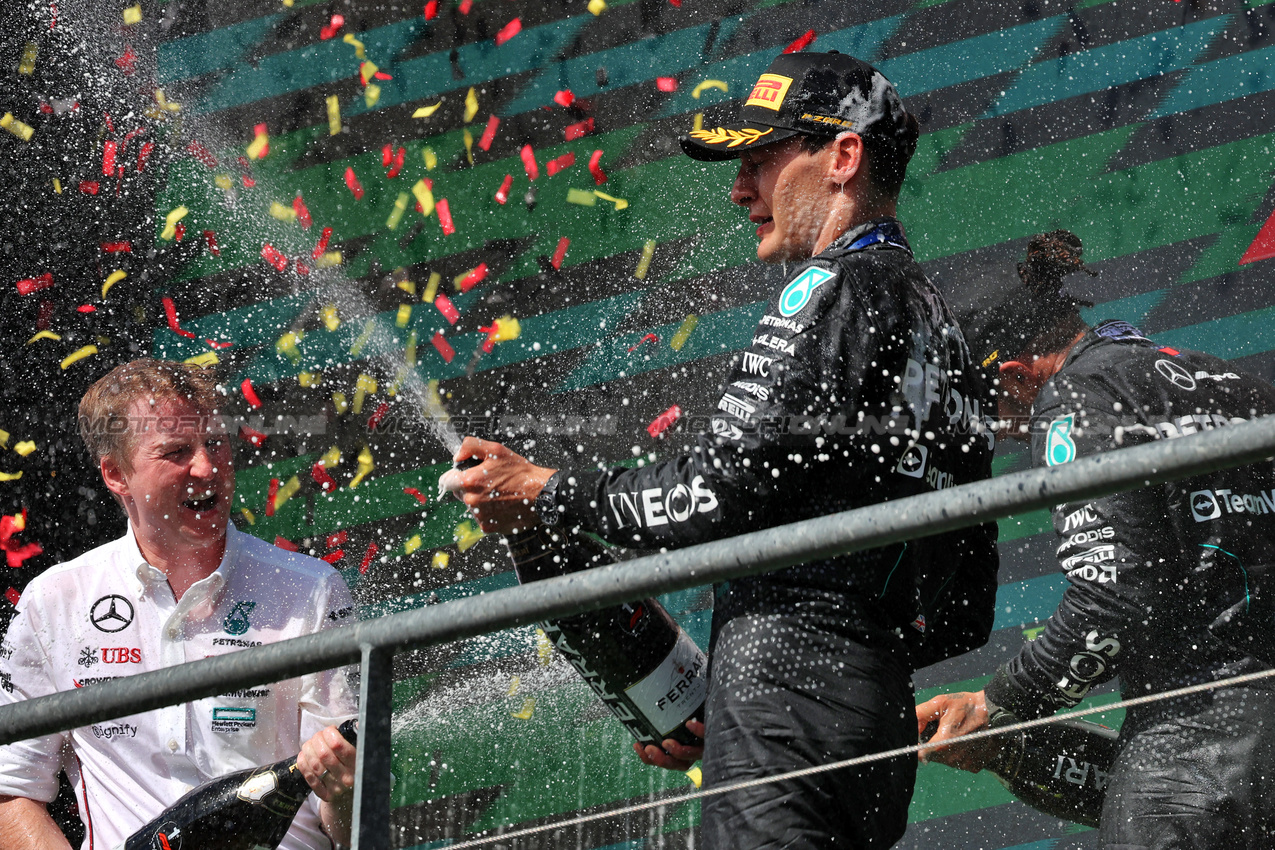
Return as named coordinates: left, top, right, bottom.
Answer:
left=1189, top=487, right=1275, bottom=522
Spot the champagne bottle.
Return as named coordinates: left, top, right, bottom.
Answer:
left=507, top=525, right=707, bottom=749
left=119, top=719, right=357, bottom=850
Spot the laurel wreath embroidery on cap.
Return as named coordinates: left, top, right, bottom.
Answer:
left=689, top=126, right=774, bottom=147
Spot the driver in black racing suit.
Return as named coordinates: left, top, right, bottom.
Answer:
left=919, top=231, right=1275, bottom=847
left=443, top=52, right=999, bottom=849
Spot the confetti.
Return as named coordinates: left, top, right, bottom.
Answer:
left=686, top=767, right=703, bottom=788
left=343, top=34, right=366, bottom=60
left=241, top=379, right=263, bottom=409
left=79, top=181, right=100, bottom=195
left=293, top=196, right=312, bottom=229
left=238, top=508, right=256, bottom=526
left=162, top=296, right=197, bottom=339
left=261, top=243, right=289, bottom=272
left=365, top=84, right=380, bottom=108
left=487, top=315, right=520, bottom=343
left=122, top=4, right=141, bottom=25
left=406, top=330, right=418, bottom=365
left=456, top=263, right=488, bottom=292
left=332, top=392, right=349, bottom=414
left=327, top=530, right=348, bottom=549
left=276, top=330, right=304, bottom=363
left=60, top=345, right=97, bottom=370
left=320, top=446, right=342, bottom=469
left=312, top=226, right=333, bottom=259
left=76, top=305, right=96, bottom=314
left=436, top=198, right=455, bottom=234
left=327, top=95, right=341, bottom=135
left=349, top=319, right=375, bottom=356
left=413, top=100, right=443, bottom=119
left=16, top=273, right=54, bottom=296
left=432, top=551, right=449, bottom=570
left=495, top=173, right=513, bottom=204
left=273, top=476, right=302, bottom=512
left=478, top=114, right=500, bottom=151
left=423, top=271, right=441, bottom=302
left=403, top=487, right=428, bottom=505
left=160, top=206, right=188, bottom=241
left=269, top=201, right=297, bottom=222
left=494, top=17, right=522, bottom=45
left=184, top=352, right=219, bottom=367
left=352, top=374, right=378, bottom=414
left=321, top=305, right=340, bottom=332
left=564, top=118, right=594, bottom=141
left=0, top=472, right=23, bottom=483
left=101, top=140, right=117, bottom=175
left=387, top=192, right=410, bottom=230
left=464, top=87, right=479, bottom=123
left=404, top=535, right=423, bottom=555
left=431, top=331, right=455, bottom=362
left=551, top=237, right=570, bottom=270
left=397, top=277, right=417, bottom=296
left=136, top=141, right=154, bottom=171
left=588, top=150, right=608, bottom=184
left=594, top=190, right=628, bottom=210
left=656, top=77, right=678, bottom=92
left=321, top=550, right=344, bottom=564
left=185, top=141, right=217, bottom=168
left=647, top=404, right=682, bottom=438
left=566, top=188, right=596, bottom=206
left=553, top=90, right=576, bottom=108
left=349, top=445, right=375, bottom=487
left=692, top=79, right=728, bottom=99
left=13, top=441, right=35, bottom=457
left=536, top=628, right=554, bottom=664
left=458, top=0, right=471, bottom=14
left=454, top=520, right=485, bottom=551
left=627, top=332, right=659, bottom=351
left=317, top=251, right=342, bottom=268
left=463, top=128, right=474, bottom=163
left=520, top=144, right=539, bottom=180
left=424, top=0, right=438, bottom=19
left=670, top=313, right=698, bottom=350
left=246, top=123, right=269, bottom=160
left=3, top=588, right=18, bottom=605
left=434, top=293, right=460, bottom=324
left=510, top=698, right=535, bottom=720
left=239, top=424, right=267, bottom=446
left=344, top=167, right=364, bottom=199
left=319, top=13, right=344, bottom=39
left=423, top=147, right=438, bottom=169
left=387, top=146, right=405, bottom=178
left=18, top=43, right=36, bottom=76
left=2, top=112, right=35, bottom=141
left=635, top=239, right=657, bottom=279
left=26, top=331, right=60, bottom=345
left=546, top=152, right=575, bottom=176
left=359, top=541, right=379, bottom=574
left=396, top=304, right=412, bottom=327
left=311, top=461, right=337, bottom=492
left=202, top=230, right=221, bottom=256
left=783, top=29, right=817, bottom=54
left=0, top=431, right=8, bottom=449
left=588, top=0, right=606, bottom=14
left=274, top=535, right=298, bottom=551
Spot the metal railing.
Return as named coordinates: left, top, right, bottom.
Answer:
left=4, top=415, right=1275, bottom=848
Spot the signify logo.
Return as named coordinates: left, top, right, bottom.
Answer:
left=1189, top=488, right=1275, bottom=522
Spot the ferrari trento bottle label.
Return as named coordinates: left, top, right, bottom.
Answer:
left=624, top=631, right=708, bottom=736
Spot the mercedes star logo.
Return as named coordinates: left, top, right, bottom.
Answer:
left=1155, top=359, right=1196, bottom=391
left=90, top=595, right=135, bottom=633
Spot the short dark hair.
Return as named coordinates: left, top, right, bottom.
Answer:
left=798, top=113, right=920, bottom=197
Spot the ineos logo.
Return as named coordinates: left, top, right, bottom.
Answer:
left=1155, top=359, right=1196, bottom=391
left=90, top=595, right=135, bottom=633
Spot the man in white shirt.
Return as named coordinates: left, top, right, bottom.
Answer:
left=0, top=360, right=359, bottom=850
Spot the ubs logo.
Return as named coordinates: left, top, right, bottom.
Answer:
left=1190, top=490, right=1221, bottom=521
left=1155, top=359, right=1196, bottom=391
left=90, top=595, right=135, bottom=633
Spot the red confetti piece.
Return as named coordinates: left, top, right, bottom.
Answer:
left=656, top=77, right=678, bottom=92
left=520, top=144, right=539, bottom=181
left=321, top=550, right=344, bottom=564
left=1239, top=207, right=1275, bottom=266
left=241, top=173, right=256, bottom=189
left=101, top=241, right=131, bottom=253
left=185, top=141, right=217, bottom=168
left=481, top=336, right=495, bottom=354
left=458, top=0, right=472, bottom=13
left=387, top=146, right=406, bottom=179
left=588, top=149, right=608, bottom=185
left=2, top=542, right=40, bottom=572
left=17, top=273, right=54, bottom=296
left=295, top=260, right=310, bottom=276
left=174, top=223, right=186, bottom=242
left=327, top=530, right=349, bottom=549
left=261, top=244, right=289, bottom=272
left=104, top=113, right=116, bottom=135
left=367, top=401, right=391, bottom=431
left=162, top=296, right=197, bottom=338
left=77, top=305, right=95, bottom=313
left=434, top=293, right=460, bottom=324
left=458, top=263, right=489, bottom=293
left=312, top=461, right=337, bottom=492
left=4, top=588, right=19, bottom=606
left=381, top=144, right=394, bottom=167
left=344, top=167, right=364, bottom=199
left=373, top=70, right=393, bottom=81
left=647, top=404, right=682, bottom=438
left=783, top=29, right=817, bottom=53
left=431, top=331, right=455, bottom=362
left=274, top=535, right=298, bottom=551
left=137, top=140, right=154, bottom=172
left=669, top=0, right=681, bottom=6
left=79, top=181, right=99, bottom=194
left=252, top=122, right=269, bottom=157
left=115, top=45, right=137, bottom=75
left=265, top=478, right=280, bottom=517
left=546, top=152, right=575, bottom=176
left=36, top=301, right=52, bottom=330
left=627, top=332, right=660, bottom=351
left=241, top=378, right=263, bottom=409
left=1, top=510, right=42, bottom=569
left=478, top=114, right=500, bottom=151
left=238, top=424, right=267, bottom=446
left=494, top=17, right=521, bottom=45
left=437, top=198, right=455, bottom=235
left=293, top=196, right=312, bottom=229
left=495, top=173, right=513, bottom=204
left=564, top=117, right=594, bottom=141
left=312, top=226, right=332, bottom=259
left=553, top=90, right=576, bottom=108
left=359, top=541, right=379, bottom=573
left=403, top=487, right=428, bottom=504
left=551, top=237, right=570, bottom=270
left=424, top=0, right=438, bottom=19
left=319, top=13, right=344, bottom=39
left=102, top=140, right=117, bottom=176
left=206, top=339, right=233, bottom=349
left=203, top=230, right=220, bottom=256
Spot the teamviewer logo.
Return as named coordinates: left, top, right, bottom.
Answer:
left=1190, top=489, right=1221, bottom=522
left=896, top=445, right=927, bottom=479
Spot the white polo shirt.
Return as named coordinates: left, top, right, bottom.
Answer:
left=0, top=522, right=358, bottom=850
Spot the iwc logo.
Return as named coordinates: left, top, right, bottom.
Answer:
left=89, top=595, right=135, bottom=633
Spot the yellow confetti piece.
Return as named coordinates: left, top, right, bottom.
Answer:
left=406, top=331, right=418, bottom=366
left=670, top=313, right=699, bottom=351
left=359, top=60, right=378, bottom=83
left=411, top=179, right=435, bottom=218
left=320, top=445, right=342, bottom=468
left=269, top=200, right=297, bottom=222
left=413, top=101, right=444, bottom=119
left=276, top=330, right=304, bottom=363
left=489, top=315, right=521, bottom=342
left=102, top=269, right=126, bottom=298
left=18, top=43, right=36, bottom=76
left=349, top=319, right=375, bottom=356
left=246, top=128, right=269, bottom=160
left=2, top=113, right=35, bottom=142
left=404, top=534, right=423, bottom=556
left=692, top=79, right=728, bottom=99
left=343, top=33, right=366, bottom=59
left=60, top=345, right=98, bottom=370
left=396, top=278, right=417, bottom=296
left=686, top=766, right=703, bottom=787
left=423, top=271, right=441, bottom=303
left=154, top=89, right=181, bottom=113
left=587, top=0, right=607, bottom=14
left=0, top=471, right=23, bottom=482
left=332, top=392, right=349, bottom=414
left=566, top=188, right=597, bottom=206
left=298, top=371, right=321, bottom=387
left=316, top=251, right=342, bottom=268
left=214, top=174, right=233, bottom=191
left=507, top=675, right=521, bottom=696
left=431, top=551, right=449, bottom=570
left=693, top=112, right=703, bottom=131
left=10, top=511, right=24, bottom=531
left=463, top=128, right=474, bottom=165
left=594, top=190, right=629, bottom=210
left=0, top=430, right=9, bottom=448
left=326, top=95, right=341, bottom=135
left=510, top=697, right=536, bottom=720
left=350, top=445, right=375, bottom=488
left=122, top=4, right=142, bottom=24
left=321, top=304, right=341, bottom=332
left=274, top=475, right=302, bottom=510
left=240, top=508, right=255, bottom=526
left=184, top=352, right=219, bottom=367
left=52, top=178, right=61, bottom=194
left=454, top=520, right=485, bottom=552
left=365, top=83, right=381, bottom=108
left=26, top=330, right=61, bottom=345
left=635, top=239, right=657, bottom=280
left=160, top=206, right=188, bottom=241
left=396, top=304, right=412, bottom=328
left=96, top=335, right=111, bottom=347
left=386, top=192, right=409, bottom=230
left=13, top=441, right=36, bottom=457
left=536, top=628, right=554, bottom=665
left=352, top=373, right=378, bottom=414
left=423, top=150, right=438, bottom=172
left=464, top=87, right=479, bottom=123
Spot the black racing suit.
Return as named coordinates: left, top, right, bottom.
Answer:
left=984, top=321, right=1275, bottom=847
left=553, top=219, right=999, bottom=849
